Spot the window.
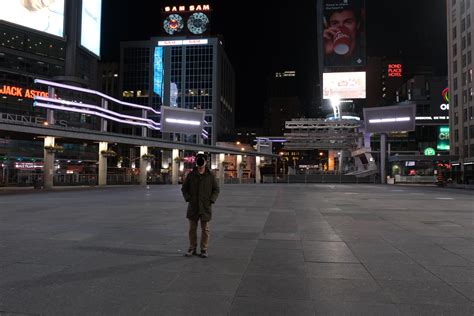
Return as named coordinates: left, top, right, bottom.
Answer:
left=463, top=54, right=467, bottom=67
left=455, top=112, right=459, bottom=125
left=463, top=127, right=468, bottom=139
left=455, top=129, right=459, bottom=141
left=468, top=0, right=471, bottom=9
left=455, top=77, right=458, bottom=90
left=470, top=87, right=474, bottom=100
left=453, top=26, right=457, bottom=39
left=468, top=14, right=471, bottom=28
left=464, top=108, right=468, bottom=121
left=462, top=37, right=466, bottom=50
left=463, top=72, right=467, bottom=85
left=469, top=51, right=472, bottom=64
left=454, top=60, right=458, bottom=73
left=454, top=43, right=458, bottom=56
left=469, top=33, right=472, bottom=47
left=470, top=69, right=473, bottom=82
left=463, top=90, right=468, bottom=102
left=462, top=18, right=466, bottom=32
left=454, top=94, right=459, bottom=107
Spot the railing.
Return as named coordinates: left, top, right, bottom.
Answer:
left=394, top=175, right=436, bottom=183
left=107, top=174, right=140, bottom=185
left=54, top=174, right=98, bottom=186
left=223, top=178, right=256, bottom=184
left=262, top=173, right=378, bottom=184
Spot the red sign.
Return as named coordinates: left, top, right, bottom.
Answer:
left=387, top=64, right=402, bottom=78
left=0, top=85, right=48, bottom=99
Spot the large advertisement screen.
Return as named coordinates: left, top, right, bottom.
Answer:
left=363, top=103, right=416, bottom=133
left=160, top=106, right=205, bottom=134
left=323, top=0, right=366, bottom=68
left=81, top=0, right=102, bottom=56
left=323, top=72, right=366, bottom=99
left=0, top=0, right=65, bottom=37
left=437, top=126, right=450, bottom=151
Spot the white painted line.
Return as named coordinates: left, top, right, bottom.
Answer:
left=436, top=197, right=454, bottom=200
left=391, top=190, right=405, bottom=192
left=344, top=192, right=358, bottom=195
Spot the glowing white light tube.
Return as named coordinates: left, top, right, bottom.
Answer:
left=369, top=117, right=411, bottom=124
left=165, top=118, right=201, bottom=126
left=35, top=96, right=160, bottom=128
left=34, top=102, right=161, bottom=130
left=35, top=79, right=161, bottom=115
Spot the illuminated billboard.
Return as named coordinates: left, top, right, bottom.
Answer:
left=0, top=0, right=65, bottom=37
left=437, top=126, right=450, bottom=151
left=323, top=71, right=366, bottom=99
left=81, top=0, right=102, bottom=56
left=323, top=0, right=366, bottom=68
left=153, top=47, right=164, bottom=98
left=160, top=106, right=205, bottom=135
left=363, top=103, right=416, bottom=133
left=430, top=79, right=449, bottom=117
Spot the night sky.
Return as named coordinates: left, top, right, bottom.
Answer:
left=101, top=0, right=447, bottom=127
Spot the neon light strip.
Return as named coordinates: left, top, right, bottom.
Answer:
left=369, top=117, right=411, bottom=123
left=34, top=102, right=161, bottom=130
left=35, top=96, right=161, bottom=128
left=165, top=118, right=201, bottom=126
left=34, top=79, right=161, bottom=115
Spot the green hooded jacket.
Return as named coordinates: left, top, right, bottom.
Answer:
left=181, top=167, right=220, bottom=221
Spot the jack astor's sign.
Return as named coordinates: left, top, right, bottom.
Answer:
left=0, top=85, right=48, bottom=99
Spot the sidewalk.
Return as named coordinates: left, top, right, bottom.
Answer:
left=0, top=184, right=473, bottom=315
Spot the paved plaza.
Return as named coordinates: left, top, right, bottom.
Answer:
left=0, top=184, right=473, bottom=315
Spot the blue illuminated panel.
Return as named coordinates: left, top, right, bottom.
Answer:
left=153, top=47, right=164, bottom=98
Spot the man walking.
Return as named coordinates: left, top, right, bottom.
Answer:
left=181, top=153, right=220, bottom=258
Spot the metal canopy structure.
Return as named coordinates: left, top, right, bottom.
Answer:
left=283, top=119, right=362, bottom=150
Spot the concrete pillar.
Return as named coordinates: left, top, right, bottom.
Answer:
left=172, top=148, right=179, bottom=185
left=328, top=150, right=335, bottom=171
left=218, top=153, right=225, bottom=185
left=236, top=154, right=242, bottom=183
left=380, top=133, right=387, bottom=184
left=338, top=150, right=345, bottom=173
left=43, top=136, right=55, bottom=189
left=98, top=142, right=108, bottom=186
left=141, top=110, right=147, bottom=137
left=139, top=146, right=148, bottom=186
left=255, top=156, right=262, bottom=184
left=101, top=99, right=108, bottom=132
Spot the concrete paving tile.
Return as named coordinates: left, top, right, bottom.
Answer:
left=229, top=297, right=314, bottom=316
left=308, top=278, right=393, bottom=304
left=305, top=262, right=372, bottom=280
left=365, top=262, right=439, bottom=281
left=256, top=239, right=302, bottom=250
left=303, top=241, right=359, bottom=263
left=450, top=282, right=474, bottom=301
left=313, top=300, right=401, bottom=316
left=397, top=303, right=474, bottom=316
left=425, top=266, right=474, bottom=283
left=245, top=248, right=305, bottom=276
left=379, top=280, right=471, bottom=305
left=236, top=274, right=311, bottom=300
left=164, top=272, right=241, bottom=297
left=139, top=294, right=233, bottom=316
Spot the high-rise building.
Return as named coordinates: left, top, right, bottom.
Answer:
left=447, top=0, right=474, bottom=183
left=120, top=37, right=235, bottom=145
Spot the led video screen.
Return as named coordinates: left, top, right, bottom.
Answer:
left=323, top=71, right=366, bottom=99
left=80, top=0, right=102, bottom=56
left=0, top=0, right=65, bottom=37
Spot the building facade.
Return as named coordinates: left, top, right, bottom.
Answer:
left=120, top=36, right=235, bottom=146
left=447, top=0, right=474, bottom=183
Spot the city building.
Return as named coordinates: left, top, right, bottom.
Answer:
left=0, top=0, right=102, bottom=185
left=120, top=36, right=235, bottom=145
left=447, top=0, right=474, bottom=183
left=263, top=70, right=303, bottom=136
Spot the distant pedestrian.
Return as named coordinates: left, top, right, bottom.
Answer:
left=181, top=153, right=220, bottom=258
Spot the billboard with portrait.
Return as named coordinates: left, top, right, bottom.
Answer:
left=323, top=0, right=365, bottom=68
left=323, top=71, right=366, bottom=99
left=80, top=0, right=102, bottom=56
left=0, top=0, right=65, bottom=37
